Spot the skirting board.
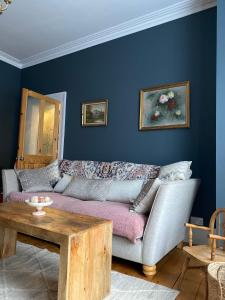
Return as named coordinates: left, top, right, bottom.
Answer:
left=184, top=228, right=210, bottom=245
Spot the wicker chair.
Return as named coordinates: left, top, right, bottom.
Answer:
left=208, top=263, right=225, bottom=300
left=178, top=208, right=225, bottom=299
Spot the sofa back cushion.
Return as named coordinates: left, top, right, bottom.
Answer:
left=63, top=177, right=112, bottom=201
left=106, top=179, right=144, bottom=203
left=92, top=161, right=118, bottom=179
left=59, top=160, right=98, bottom=178
left=59, top=160, right=160, bottom=182
left=63, top=176, right=144, bottom=203
left=111, top=161, right=160, bottom=182
left=17, top=169, right=54, bottom=192
left=159, top=161, right=192, bottom=181
left=16, top=160, right=61, bottom=192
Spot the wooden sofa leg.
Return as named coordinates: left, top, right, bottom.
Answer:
left=143, top=265, right=157, bottom=277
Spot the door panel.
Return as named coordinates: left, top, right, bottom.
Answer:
left=16, top=89, right=60, bottom=169
left=42, top=102, right=55, bottom=155
left=24, top=96, right=40, bottom=155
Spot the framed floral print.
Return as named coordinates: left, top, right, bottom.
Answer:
left=82, top=99, right=108, bottom=127
left=139, top=81, right=190, bottom=130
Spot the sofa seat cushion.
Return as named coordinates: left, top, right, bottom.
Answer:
left=8, top=192, right=147, bottom=243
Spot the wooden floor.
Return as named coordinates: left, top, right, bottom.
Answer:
left=18, top=234, right=206, bottom=300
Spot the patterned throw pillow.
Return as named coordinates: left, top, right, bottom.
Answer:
left=111, top=161, right=160, bottom=182
left=59, top=160, right=100, bottom=178
left=54, top=174, right=73, bottom=193
left=43, top=160, right=61, bottom=186
left=63, top=177, right=112, bottom=201
left=18, top=169, right=53, bottom=192
left=82, top=160, right=101, bottom=178
left=130, top=178, right=162, bottom=214
left=59, top=160, right=160, bottom=182
left=17, top=160, right=61, bottom=192
left=59, top=160, right=84, bottom=177
left=92, top=161, right=117, bottom=179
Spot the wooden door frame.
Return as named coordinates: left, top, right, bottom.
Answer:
left=47, top=92, right=67, bottom=160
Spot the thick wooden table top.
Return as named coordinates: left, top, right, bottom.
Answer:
left=0, top=202, right=111, bottom=245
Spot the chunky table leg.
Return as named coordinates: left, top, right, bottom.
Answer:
left=0, top=227, right=17, bottom=258
left=58, top=223, right=112, bottom=300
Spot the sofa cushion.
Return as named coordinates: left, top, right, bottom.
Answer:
left=54, top=174, right=73, bottom=193
left=59, top=159, right=160, bottom=182
left=17, top=170, right=53, bottom=193
left=106, top=179, right=144, bottom=203
left=159, top=161, right=192, bottom=181
left=63, top=177, right=112, bottom=201
left=92, top=161, right=118, bottom=179
left=130, top=178, right=162, bottom=214
left=111, top=161, right=160, bottom=182
left=9, top=192, right=147, bottom=243
left=59, top=160, right=84, bottom=177
left=59, top=160, right=100, bottom=178
left=15, top=160, right=61, bottom=187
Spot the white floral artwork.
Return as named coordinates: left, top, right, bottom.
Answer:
left=139, top=81, right=190, bottom=130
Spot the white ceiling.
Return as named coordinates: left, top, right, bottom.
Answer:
left=0, top=0, right=216, bottom=68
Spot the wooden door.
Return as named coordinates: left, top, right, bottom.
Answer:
left=16, top=89, right=61, bottom=169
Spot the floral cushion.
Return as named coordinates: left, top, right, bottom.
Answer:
left=59, top=160, right=84, bottom=177
left=59, top=159, right=160, bottom=182
left=59, top=160, right=99, bottom=178
left=111, top=161, right=160, bottom=182
left=92, top=161, right=118, bottom=179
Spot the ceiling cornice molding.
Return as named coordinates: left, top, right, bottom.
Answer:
left=0, top=50, right=22, bottom=69
left=0, top=0, right=217, bottom=69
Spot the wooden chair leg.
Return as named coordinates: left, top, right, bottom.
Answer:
left=177, top=255, right=190, bottom=289
left=143, top=265, right=157, bottom=277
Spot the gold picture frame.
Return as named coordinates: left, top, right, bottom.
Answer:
left=82, top=99, right=108, bottom=127
left=139, top=81, right=190, bottom=130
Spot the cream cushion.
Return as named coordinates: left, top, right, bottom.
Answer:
left=159, top=161, right=192, bottom=181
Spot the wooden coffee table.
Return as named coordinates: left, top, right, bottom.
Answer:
left=0, top=202, right=112, bottom=300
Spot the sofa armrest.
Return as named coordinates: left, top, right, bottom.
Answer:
left=2, top=169, right=20, bottom=201
left=142, top=179, right=200, bottom=266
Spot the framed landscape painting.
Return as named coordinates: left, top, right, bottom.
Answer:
left=82, top=99, right=108, bottom=127
left=139, top=81, right=190, bottom=130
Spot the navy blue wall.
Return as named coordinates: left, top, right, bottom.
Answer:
left=21, top=8, right=216, bottom=223
left=0, top=61, right=21, bottom=183
left=216, top=0, right=225, bottom=209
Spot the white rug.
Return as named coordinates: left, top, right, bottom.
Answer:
left=0, top=242, right=179, bottom=300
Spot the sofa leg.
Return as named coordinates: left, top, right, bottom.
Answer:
left=143, top=265, right=157, bottom=277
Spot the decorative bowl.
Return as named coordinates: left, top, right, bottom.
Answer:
left=25, top=197, right=53, bottom=216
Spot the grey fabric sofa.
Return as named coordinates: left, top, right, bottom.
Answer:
left=2, top=169, right=200, bottom=276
